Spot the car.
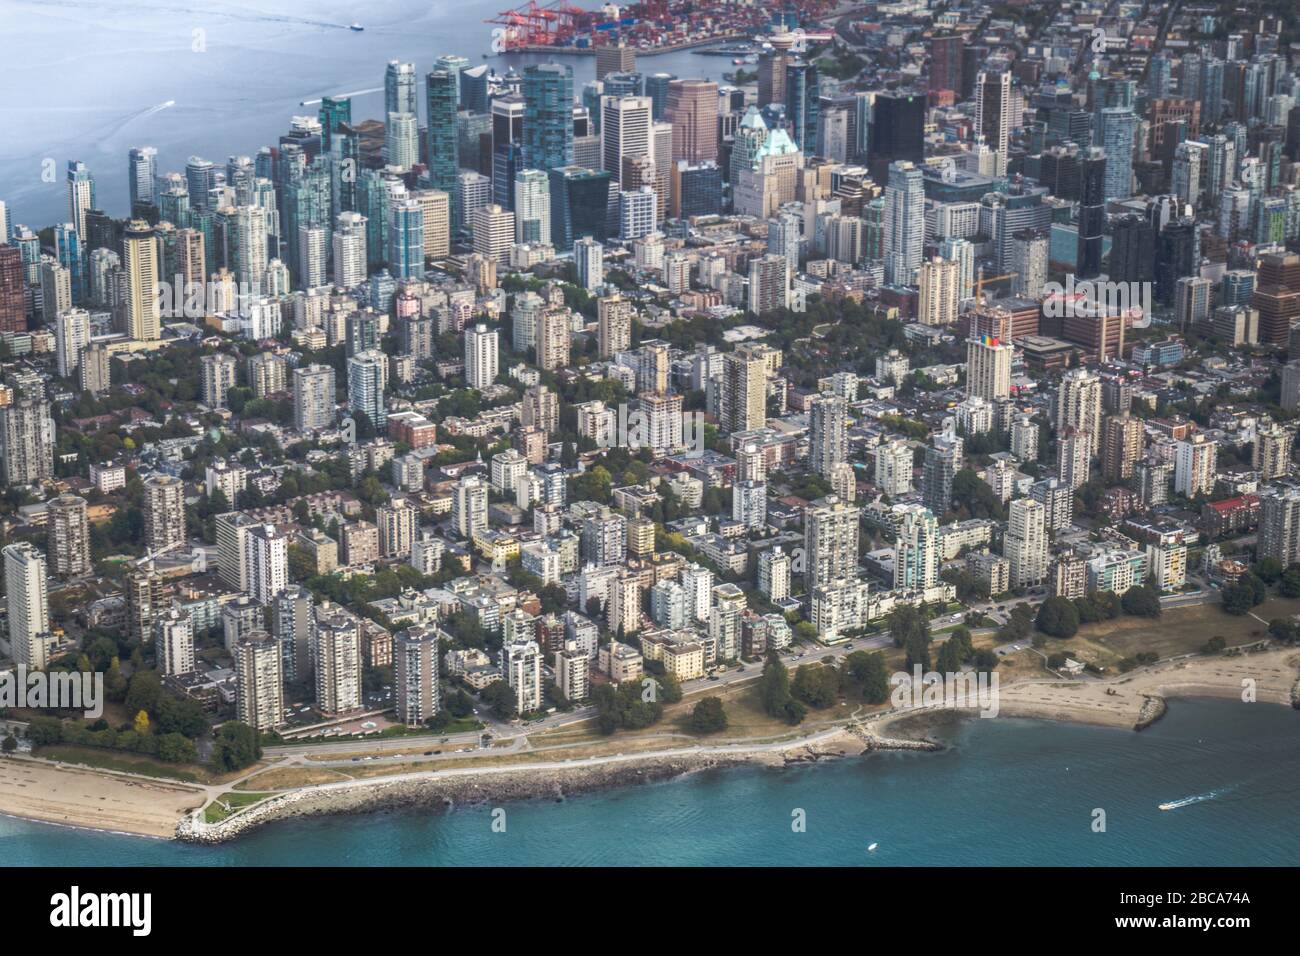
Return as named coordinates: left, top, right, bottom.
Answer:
left=709, top=675, right=720, bottom=681
left=423, top=751, right=433, bottom=756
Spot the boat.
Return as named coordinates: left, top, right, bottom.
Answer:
left=867, top=842, right=878, bottom=852
left=349, top=23, right=364, bottom=31
left=1158, top=803, right=1176, bottom=811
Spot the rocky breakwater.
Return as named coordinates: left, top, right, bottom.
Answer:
left=1134, top=695, right=1168, bottom=731
left=177, top=751, right=761, bottom=844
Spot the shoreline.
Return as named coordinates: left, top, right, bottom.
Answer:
left=4, top=648, right=1297, bottom=845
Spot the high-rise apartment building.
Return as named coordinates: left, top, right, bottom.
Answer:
left=47, top=494, right=91, bottom=578
left=293, top=364, right=336, bottom=432
left=143, top=475, right=186, bottom=552
left=1005, top=498, right=1048, bottom=588
left=4, top=542, right=51, bottom=669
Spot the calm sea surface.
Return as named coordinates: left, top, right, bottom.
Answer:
left=4, top=698, right=1298, bottom=866
left=1, top=0, right=737, bottom=228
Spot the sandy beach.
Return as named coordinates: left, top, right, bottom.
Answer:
left=989, top=647, right=1298, bottom=729
left=0, top=758, right=207, bottom=839
left=3, top=647, right=1297, bottom=843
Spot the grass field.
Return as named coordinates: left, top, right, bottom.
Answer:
left=234, top=767, right=355, bottom=791
left=1024, top=597, right=1300, bottom=671
left=35, top=745, right=209, bottom=783
left=203, top=791, right=270, bottom=823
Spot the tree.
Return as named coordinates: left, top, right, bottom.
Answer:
left=904, top=631, right=932, bottom=671
left=157, top=732, right=197, bottom=763
left=124, top=670, right=162, bottom=718
left=212, top=722, right=261, bottom=772
left=132, top=710, right=150, bottom=735
left=1036, top=596, right=1080, bottom=638
left=845, top=650, right=890, bottom=704
left=934, top=639, right=964, bottom=674
left=480, top=681, right=518, bottom=720
left=758, top=650, right=805, bottom=724
left=1279, top=569, right=1300, bottom=599
left=687, top=697, right=728, bottom=733
left=1120, top=584, right=1162, bottom=618
left=1, top=734, right=16, bottom=754
left=792, top=664, right=840, bottom=709
left=887, top=604, right=930, bottom=649
left=1221, top=584, right=1254, bottom=615
left=1254, top=557, right=1284, bottom=584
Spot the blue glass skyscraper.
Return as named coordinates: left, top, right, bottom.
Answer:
left=426, top=69, right=461, bottom=220
left=523, top=63, right=575, bottom=172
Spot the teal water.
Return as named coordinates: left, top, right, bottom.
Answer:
left=4, top=698, right=1299, bottom=866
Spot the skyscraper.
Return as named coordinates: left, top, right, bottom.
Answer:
left=808, top=393, right=849, bottom=478
left=893, top=505, right=940, bottom=591
left=425, top=68, right=461, bottom=205
left=4, top=543, right=51, bottom=669
left=47, top=494, right=90, bottom=578
left=514, top=169, right=552, bottom=244
left=200, top=352, right=237, bottom=409
left=465, top=323, right=499, bottom=390
left=966, top=333, right=1013, bottom=401
left=234, top=631, right=284, bottom=731
left=523, top=63, right=575, bottom=170
left=123, top=219, right=161, bottom=340
left=0, top=398, right=55, bottom=487
left=143, top=475, right=186, bottom=552
left=1005, top=498, right=1048, bottom=587
left=395, top=626, right=440, bottom=726
left=720, top=349, right=767, bottom=434
left=385, top=60, right=418, bottom=117
left=666, top=79, right=719, bottom=165
left=388, top=198, right=425, bottom=279
left=922, top=431, right=963, bottom=515
left=347, top=350, right=387, bottom=433
left=332, top=211, right=368, bottom=288
left=602, top=96, right=652, bottom=188
left=929, top=34, right=963, bottom=94
left=1099, top=107, right=1137, bottom=201
left=917, top=256, right=958, bottom=325
left=1055, top=368, right=1103, bottom=454
left=804, top=496, right=859, bottom=589
left=66, top=160, right=95, bottom=238
left=128, top=147, right=157, bottom=211
left=293, top=364, right=336, bottom=432
left=1102, top=414, right=1144, bottom=482
left=975, top=67, right=1011, bottom=176
left=884, top=161, right=925, bottom=286
left=867, top=91, right=925, bottom=185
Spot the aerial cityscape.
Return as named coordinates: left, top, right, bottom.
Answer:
left=1, top=0, right=1299, bottom=881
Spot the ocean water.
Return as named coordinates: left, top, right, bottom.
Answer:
left=0, top=0, right=735, bottom=229
left=4, top=697, right=1299, bottom=866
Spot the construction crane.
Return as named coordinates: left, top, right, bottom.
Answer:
left=974, top=266, right=1017, bottom=304
left=131, top=539, right=197, bottom=573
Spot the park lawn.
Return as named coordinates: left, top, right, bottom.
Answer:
left=34, top=745, right=264, bottom=786
left=35, top=745, right=207, bottom=783
left=203, top=791, right=270, bottom=823
left=1078, top=597, right=1300, bottom=662
left=234, top=766, right=354, bottom=791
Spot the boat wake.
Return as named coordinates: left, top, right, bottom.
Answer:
left=1158, top=787, right=1232, bottom=811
